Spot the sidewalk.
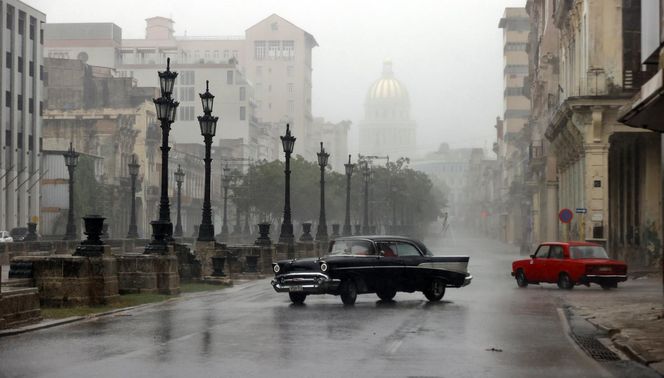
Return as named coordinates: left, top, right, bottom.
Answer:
left=562, top=274, right=664, bottom=376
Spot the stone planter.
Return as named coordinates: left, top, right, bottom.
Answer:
left=24, top=222, right=38, bottom=241
left=74, top=215, right=106, bottom=257
left=255, top=223, right=272, bottom=246
left=299, top=222, right=313, bottom=241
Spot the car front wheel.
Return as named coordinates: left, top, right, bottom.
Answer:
left=515, top=270, right=528, bottom=288
left=340, top=279, right=357, bottom=305
left=557, top=273, right=574, bottom=290
left=423, top=278, right=446, bottom=301
left=289, top=292, right=307, bottom=304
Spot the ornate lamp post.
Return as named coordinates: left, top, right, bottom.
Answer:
left=343, top=155, right=355, bottom=236
left=315, top=142, right=330, bottom=242
left=63, top=142, right=79, bottom=240
left=173, top=165, right=185, bottom=237
left=126, top=154, right=140, bottom=239
left=197, top=81, right=218, bottom=242
left=362, top=161, right=371, bottom=234
left=147, top=58, right=179, bottom=252
left=221, top=165, right=231, bottom=241
left=279, top=124, right=296, bottom=244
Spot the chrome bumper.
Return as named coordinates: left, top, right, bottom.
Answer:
left=271, top=272, right=341, bottom=294
left=462, top=274, right=473, bottom=287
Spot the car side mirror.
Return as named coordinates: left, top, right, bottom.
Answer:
left=530, top=254, right=535, bottom=259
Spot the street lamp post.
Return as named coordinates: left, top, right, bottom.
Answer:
left=197, top=80, right=218, bottom=242
left=63, top=142, right=79, bottom=240
left=343, top=155, right=355, bottom=236
left=126, top=154, right=140, bottom=239
left=362, top=162, right=370, bottom=234
left=173, top=165, right=184, bottom=237
left=279, top=124, right=296, bottom=244
left=221, top=165, right=231, bottom=241
left=315, top=142, right=330, bottom=242
left=147, top=58, right=179, bottom=252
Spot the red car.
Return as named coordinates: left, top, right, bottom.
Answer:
left=511, top=242, right=627, bottom=290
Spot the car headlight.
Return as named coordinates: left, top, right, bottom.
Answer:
left=320, top=262, right=328, bottom=272
left=273, top=264, right=280, bottom=273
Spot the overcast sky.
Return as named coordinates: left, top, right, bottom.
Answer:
left=26, top=0, right=526, bottom=156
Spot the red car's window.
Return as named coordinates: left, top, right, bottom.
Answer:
left=570, top=246, right=609, bottom=259
left=534, top=245, right=550, bottom=258
left=549, top=246, right=564, bottom=259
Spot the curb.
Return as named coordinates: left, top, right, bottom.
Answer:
left=0, top=282, right=245, bottom=338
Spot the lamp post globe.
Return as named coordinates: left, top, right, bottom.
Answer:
left=316, top=142, right=330, bottom=242
left=126, top=154, right=140, bottom=239
left=147, top=58, right=179, bottom=253
left=343, top=154, right=355, bottom=236
left=279, top=124, right=296, bottom=246
left=174, top=165, right=185, bottom=237
left=197, top=80, right=218, bottom=242
left=63, top=142, right=79, bottom=240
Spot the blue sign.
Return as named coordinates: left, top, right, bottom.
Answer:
left=559, top=208, right=573, bottom=223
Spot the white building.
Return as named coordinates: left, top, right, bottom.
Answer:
left=359, top=60, right=416, bottom=159
left=0, top=0, right=45, bottom=231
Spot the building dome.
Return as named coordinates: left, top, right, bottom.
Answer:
left=366, top=60, right=410, bottom=104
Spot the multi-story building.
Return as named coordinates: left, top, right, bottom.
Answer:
left=498, top=8, right=531, bottom=246
left=310, top=117, right=351, bottom=172
left=44, top=14, right=318, bottom=162
left=0, top=1, right=45, bottom=231
left=41, top=58, right=157, bottom=238
left=359, top=60, right=417, bottom=159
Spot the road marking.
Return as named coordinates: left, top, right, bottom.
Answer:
left=385, top=339, right=403, bottom=355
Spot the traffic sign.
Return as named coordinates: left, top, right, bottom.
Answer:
left=559, top=208, right=573, bottom=223
left=575, top=208, right=587, bottom=214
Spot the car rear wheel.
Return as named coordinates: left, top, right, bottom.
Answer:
left=376, top=287, right=397, bottom=302
left=515, top=270, right=528, bottom=288
left=340, top=279, right=357, bottom=305
left=423, top=278, right=446, bottom=301
left=557, top=273, right=574, bottom=290
left=289, top=292, right=307, bottom=304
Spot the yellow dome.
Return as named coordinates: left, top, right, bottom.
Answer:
left=366, top=60, right=409, bottom=103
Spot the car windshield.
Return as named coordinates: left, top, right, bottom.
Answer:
left=328, top=239, right=375, bottom=256
left=570, top=246, right=609, bottom=259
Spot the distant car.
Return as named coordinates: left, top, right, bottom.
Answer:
left=271, top=236, right=472, bottom=305
left=0, top=230, right=13, bottom=243
left=511, top=242, right=627, bottom=290
left=9, top=227, right=28, bottom=242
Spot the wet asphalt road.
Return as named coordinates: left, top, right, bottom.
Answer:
left=0, top=231, right=610, bottom=378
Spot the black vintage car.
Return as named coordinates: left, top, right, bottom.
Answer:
left=271, top=236, right=472, bottom=305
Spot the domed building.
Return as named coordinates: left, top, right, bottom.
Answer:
left=360, top=60, right=417, bottom=157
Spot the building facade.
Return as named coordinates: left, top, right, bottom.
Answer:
left=0, top=1, right=45, bottom=231
left=498, top=8, right=532, bottom=246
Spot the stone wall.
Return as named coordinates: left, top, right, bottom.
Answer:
left=0, top=287, right=41, bottom=329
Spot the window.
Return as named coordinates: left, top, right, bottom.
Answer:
left=5, top=52, right=11, bottom=69
left=282, top=40, right=294, bottom=59
left=549, top=246, right=564, bottom=259
left=534, top=245, right=550, bottom=258
left=39, top=65, right=44, bottom=81
left=239, top=87, right=246, bottom=101
left=287, top=65, right=294, bottom=77
left=268, top=40, right=280, bottom=58
left=40, top=29, right=44, bottom=45
left=17, top=56, right=22, bottom=73
left=29, top=61, right=33, bottom=77
left=4, top=91, right=9, bottom=107
left=39, top=101, right=43, bottom=116
left=232, top=50, right=238, bottom=58
left=288, top=100, right=294, bottom=113
left=240, top=106, right=246, bottom=120
left=288, top=83, right=294, bottom=94
left=329, top=239, right=375, bottom=256
left=17, top=94, right=22, bottom=110
left=6, top=6, right=13, bottom=30
left=253, top=41, right=265, bottom=60
left=28, top=98, right=33, bottom=114
left=29, top=17, right=35, bottom=40
left=178, top=105, right=194, bottom=121
left=227, top=70, right=234, bottom=84
left=179, top=71, right=195, bottom=85
left=18, top=12, right=24, bottom=35
left=396, top=242, right=422, bottom=257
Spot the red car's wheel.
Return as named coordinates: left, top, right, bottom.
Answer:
left=515, top=269, right=528, bottom=288
left=557, top=272, right=574, bottom=290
